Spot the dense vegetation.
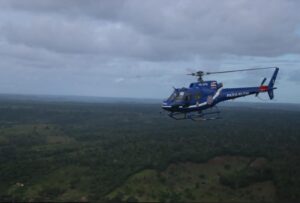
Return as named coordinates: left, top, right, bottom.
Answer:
left=0, top=98, right=299, bottom=202
left=108, top=156, right=276, bottom=202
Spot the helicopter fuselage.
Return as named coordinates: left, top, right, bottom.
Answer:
left=161, top=80, right=269, bottom=113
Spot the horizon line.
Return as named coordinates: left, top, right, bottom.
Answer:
left=0, top=92, right=299, bottom=105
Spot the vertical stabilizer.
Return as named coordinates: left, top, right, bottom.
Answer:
left=268, top=67, right=279, bottom=100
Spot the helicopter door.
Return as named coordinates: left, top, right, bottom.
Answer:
left=184, top=94, right=191, bottom=107
left=194, top=93, right=201, bottom=101
left=194, top=93, right=201, bottom=107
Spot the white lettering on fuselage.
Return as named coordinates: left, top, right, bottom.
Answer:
left=198, top=83, right=209, bottom=86
left=226, top=92, right=249, bottom=97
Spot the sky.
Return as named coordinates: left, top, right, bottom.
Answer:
left=0, top=0, right=300, bottom=103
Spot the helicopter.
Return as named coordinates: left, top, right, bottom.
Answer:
left=161, top=67, right=279, bottom=121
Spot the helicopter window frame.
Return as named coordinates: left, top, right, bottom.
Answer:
left=185, top=94, right=192, bottom=102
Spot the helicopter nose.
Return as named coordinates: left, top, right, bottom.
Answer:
left=162, top=105, right=172, bottom=111
left=161, top=102, right=173, bottom=111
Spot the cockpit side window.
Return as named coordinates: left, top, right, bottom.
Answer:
left=175, top=91, right=185, bottom=101
left=168, top=90, right=191, bottom=102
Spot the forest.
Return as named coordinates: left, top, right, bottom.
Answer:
left=0, top=96, right=299, bottom=202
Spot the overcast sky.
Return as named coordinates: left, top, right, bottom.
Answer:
left=0, top=0, right=300, bottom=103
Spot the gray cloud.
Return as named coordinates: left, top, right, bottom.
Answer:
left=1, top=0, right=300, bottom=61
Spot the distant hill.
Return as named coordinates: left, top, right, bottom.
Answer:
left=0, top=94, right=161, bottom=104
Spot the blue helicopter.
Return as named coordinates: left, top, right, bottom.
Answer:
left=162, top=67, right=279, bottom=120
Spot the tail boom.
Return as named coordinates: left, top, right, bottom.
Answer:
left=213, top=67, right=279, bottom=103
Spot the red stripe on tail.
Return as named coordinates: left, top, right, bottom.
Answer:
left=259, top=85, right=268, bottom=92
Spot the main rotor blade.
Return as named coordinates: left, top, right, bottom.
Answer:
left=206, top=67, right=277, bottom=75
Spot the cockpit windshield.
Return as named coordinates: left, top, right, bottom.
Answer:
left=168, top=90, right=187, bottom=101
left=168, top=91, right=178, bottom=101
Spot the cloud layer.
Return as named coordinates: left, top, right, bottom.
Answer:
left=0, top=0, right=299, bottom=102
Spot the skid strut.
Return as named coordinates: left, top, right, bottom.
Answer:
left=168, top=106, right=221, bottom=121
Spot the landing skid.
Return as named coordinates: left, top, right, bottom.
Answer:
left=168, top=106, right=221, bottom=121
left=168, top=112, right=189, bottom=120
